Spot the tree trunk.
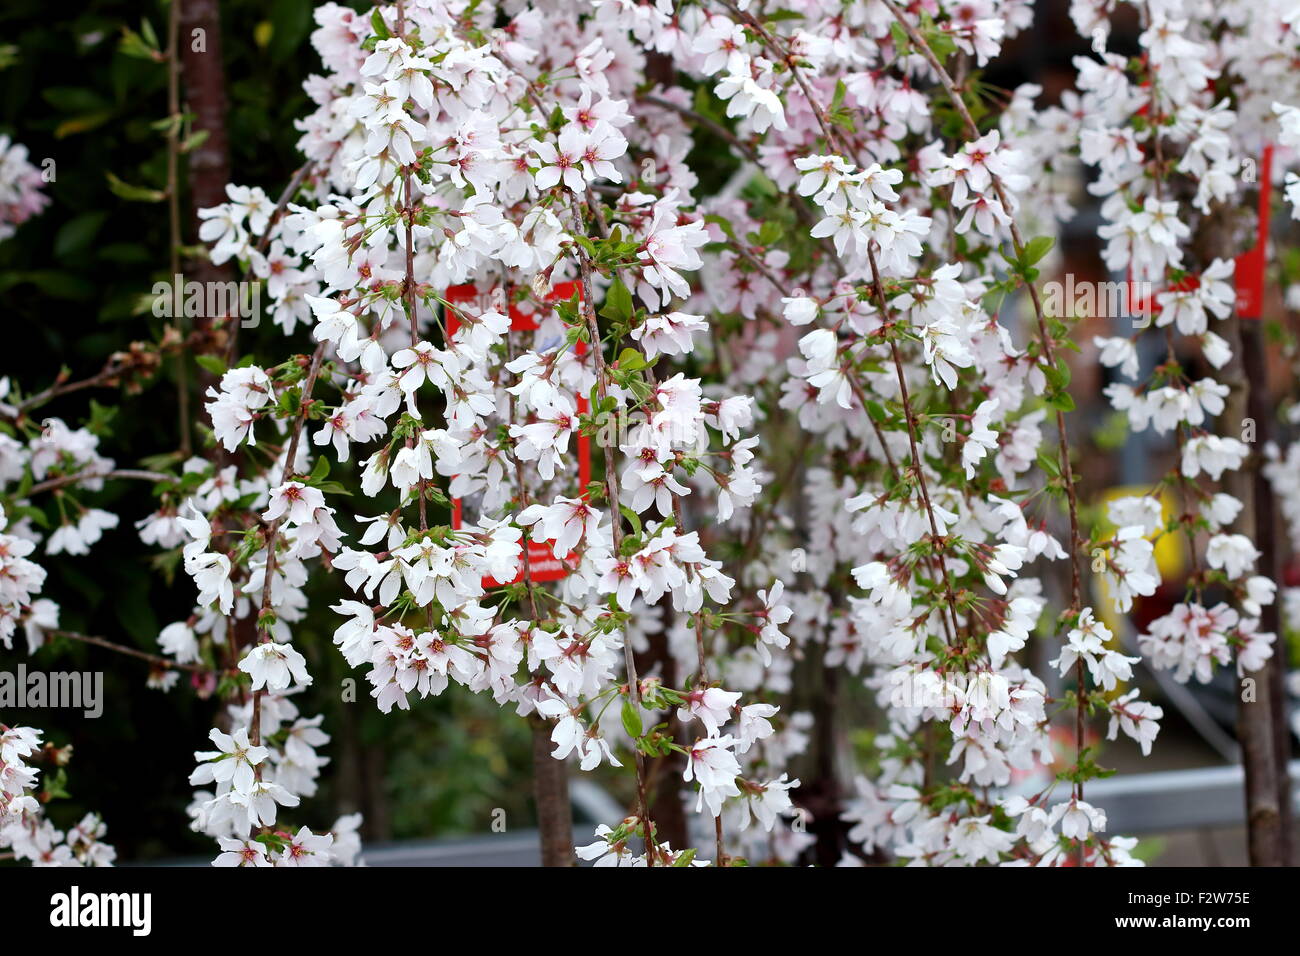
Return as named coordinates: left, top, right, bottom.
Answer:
left=178, top=0, right=236, bottom=355
left=362, top=741, right=391, bottom=841
left=179, top=0, right=231, bottom=238
left=1224, top=316, right=1284, bottom=866
left=1239, top=319, right=1294, bottom=864
left=531, top=719, right=574, bottom=866
left=797, top=651, right=844, bottom=866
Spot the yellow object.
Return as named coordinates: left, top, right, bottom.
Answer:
left=1091, top=485, right=1185, bottom=639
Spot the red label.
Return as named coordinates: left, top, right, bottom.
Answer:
left=1123, top=271, right=1197, bottom=319
left=444, top=281, right=591, bottom=586
left=1233, top=144, right=1274, bottom=320
left=1123, top=147, right=1273, bottom=322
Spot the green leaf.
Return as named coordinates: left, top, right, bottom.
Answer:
left=618, top=504, right=642, bottom=537
left=310, top=455, right=330, bottom=483
left=105, top=171, right=165, bottom=203
left=831, top=79, right=847, bottom=110
left=889, top=21, right=911, bottom=54
left=42, top=86, right=110, bottom=114
left=86, top=399, right=117, bottom=438
left=268, top=0, right=313, bottom=62
left=1021, top=235, right=1055, bottom=268
left=195, top=355, right=227, bottom=376
left=923, top=28, right=957, bottom=62
left=54, top=212, right=108, bottom=260
left=601, top=278, right=633, bottom=324
left=140, top=17, right=159, bottom=51
left=180, top=129, right=210, bottom=153
left=117, top=28, right=159, bottom=61
left=6, top=270, right=94, bottom=301
left=1043, top=356, right=1071, bottom=391
left=55, top=112, right=114, bottom=139
left=621, top=699, right=643, bottom=739
left=1047, top=390, right=1076, bottom=412
left=615, top=347, right=646, bottom=372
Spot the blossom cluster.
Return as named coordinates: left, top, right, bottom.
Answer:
left=3, top=0, right=1298, bottom=869
left=0, top=135, right=48, bottom=242
left=0, top=725, right=115, bottom=866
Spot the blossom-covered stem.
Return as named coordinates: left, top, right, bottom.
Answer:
left=258, top=344, right=327, bottom=611
left=504, top=277, right=573, bottom=865
left=391, top=0, right=439, bottom=635
left=669, top=492, right=725, bottom=864
left=507, top=313, right=541, bottom=622
left=719, top=0, right=848, bottom=156
left=402, top=161, right=435, bottom=634
left=881, top=0, right=1083, bottom=607
left=250, top=342, right=326, bottom=747
left=885, top=0, right=1092, bottom=831
left=570, top=194, right=659, bottom=861
left=867, top=244, right=963, bottom=645
left=580, top=193, right=701, bottom=856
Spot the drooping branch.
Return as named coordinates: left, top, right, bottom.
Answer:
left=47, top=629, right=209, bottom=675
left=569, top=193, right=661, bottom=863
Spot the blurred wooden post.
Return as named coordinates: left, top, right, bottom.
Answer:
left=531, top=718, right=574, bottom=866
left=1239, top=319, right=1294, bottom=865
left=178, top=0, right=236, bottom=357
left=1224, top=315, right=1284, bottom=866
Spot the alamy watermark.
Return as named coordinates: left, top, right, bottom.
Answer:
left=0, top=665, right=103, bottom=718
left=50, top=886, right=151, bottom=936
left=1041, top=274, right=1155, bottom=328
left=152, top=273, right=261, bottom=328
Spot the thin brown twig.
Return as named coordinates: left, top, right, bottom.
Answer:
left=7, top=355, right=147, bottom=420
left=25, top=469, right=170, bottom=497
left=48, top=629, right=208, bottom=674
left=254, top=160, right=316, bottom=256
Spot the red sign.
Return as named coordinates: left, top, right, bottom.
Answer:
left=1123, top=147, right=1274, bottom=322
left=1233, top=144, right=1274, bottom=320
left=444, top=281, right=591, bottom=586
